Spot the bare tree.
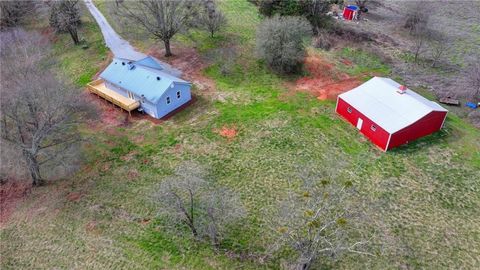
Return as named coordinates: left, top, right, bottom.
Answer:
left=0, top=29, right=91, bottom=186
left=154, top=161, right=246, bottom=248
left=197, top=0, right=227, bottom=38
left=116, top=0, right=199, bottom=57
left=299, top=0, right=332, bottom=34
left=114, top=0, right=124, bottom=7
left=465, top=59, right=480, bottom=103
left=411, top=27, right=429, bottom=64
left=0, top=1, right=37, bottom=29
left=429, top=32, right=451, bottom=68
left=256, top=15, right=312, bottom=74
left=403, top=1, right=432, bottom=64
left=268, top=169, right=376, bottom=270
left=49, top=0, right=81, bottom=45
left=404, top=1, right=430, bottom=35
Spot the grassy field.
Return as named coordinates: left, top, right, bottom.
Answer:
left=1, top=1, right=480, bottom=269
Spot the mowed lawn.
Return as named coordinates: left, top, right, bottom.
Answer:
left=1, top=1, right=480, bottom=269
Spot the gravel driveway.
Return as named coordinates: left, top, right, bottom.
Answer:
left=84, top=0, right=181, bottom=76
left=84, top=0, right=146, bottom=61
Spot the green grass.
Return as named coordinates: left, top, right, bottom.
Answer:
left=2, top=1, right=480, bottom=270
left=52, top=10, right=108, bottom=86
left=337, top=47, right=391, bottom=77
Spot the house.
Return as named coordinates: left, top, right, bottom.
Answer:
left=87, top=56, right=191, bottom=119
left=336, top=77, right=448, bottom=151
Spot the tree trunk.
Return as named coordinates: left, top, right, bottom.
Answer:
left=413, top=40, right=423, bottom=64
left=24, top=150, right=43, bottom=186
left=164, top=39, right=172, bottom=57
left=68, top=27, right=80, bottom=45
left=185, top=219, right=198, bottom=237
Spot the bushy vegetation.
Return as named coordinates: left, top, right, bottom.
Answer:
left=253, top=0, right=333, bottom=32
left=256, top=15, right=312, bottom=74
left=0, top=1, right=37, bottom=29
left=197, top=0, right=227, bottom=38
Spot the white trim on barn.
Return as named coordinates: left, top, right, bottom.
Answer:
left=440, top=111, right=448, bottom=129
left=385, top=133, right=392, bottom=152
left=335, top=95, right=340, bottom=113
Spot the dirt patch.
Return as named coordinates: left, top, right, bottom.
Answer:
left=215, top=126, right=238, bottom=139
left=127, top=169, right=139, bottom=180
left=40, top=27, right=58, bottom=43
left=289, top=52, right=362, bottom=100
left=85, top=91, right=165, bottom=129
left=0, top=180, right=31, bottom=225
left=66, top=192, right=83, bottom=202
left=85, top=93, right=128, bottom=127
left=85, top=220, right=102, bottom=235
left=138, top=218, right=151, bottom=225
left=120, top=150, right=139, bottom=162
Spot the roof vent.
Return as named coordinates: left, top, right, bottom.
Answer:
left=397, top=85, right=407, bottom=94
left=128, top=63, right=135, bottom=70
left=122, top=62, right=125, bottom=66
left=156, top=76, right=161, bottom=81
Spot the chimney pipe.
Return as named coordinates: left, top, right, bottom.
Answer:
left=397, top=85, right=407, bottom=94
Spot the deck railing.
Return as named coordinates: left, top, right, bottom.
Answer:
left=87, top=79, right=140, bottom=114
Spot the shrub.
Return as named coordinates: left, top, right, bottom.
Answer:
left=313, top=31, right=334, bottom=50
left=256, top=15, right=312, bottom=74
left=256, top=0, right=332, bottom=32
left=0, top=1, right=37, bottom=29
left=197, top=0, right=227, bottom=37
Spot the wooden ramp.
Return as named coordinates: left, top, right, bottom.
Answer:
left=87, top=79, right=140, bottom=114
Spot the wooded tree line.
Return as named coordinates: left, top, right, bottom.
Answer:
left=0, top=29, right=93, bottom=186
left=1, top=0, right=82, bottom=45
left=403, top=1, right=479, bottom=102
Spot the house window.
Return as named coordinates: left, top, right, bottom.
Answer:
left=371, top=125, right=377, bottom=131
left=347, top=107, right=352, bottom=113
left=176, top=91, right=181, bottom=99
left=166, top=97, right=171, bottom=104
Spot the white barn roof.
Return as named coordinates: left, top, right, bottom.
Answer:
left=338, top=77, right=447, bottom=133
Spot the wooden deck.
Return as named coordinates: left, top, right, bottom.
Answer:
left=87, top=79, right=140, bottom=113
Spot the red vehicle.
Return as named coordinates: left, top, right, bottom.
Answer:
left=336, top=77, right=448, bottom=151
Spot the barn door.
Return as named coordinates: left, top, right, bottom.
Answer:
left=356, top=118, right=363, bottom=130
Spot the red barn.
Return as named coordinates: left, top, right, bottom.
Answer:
left=336, top=77, right=448, bottom=151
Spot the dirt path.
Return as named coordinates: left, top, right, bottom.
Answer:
left=83, top=0, right=181, bottom=76
left=288, top=51, right=362, bottom=100
left=84, top=0, right=145, bottom=61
